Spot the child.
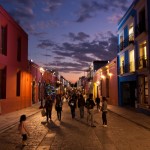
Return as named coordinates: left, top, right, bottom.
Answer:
left=18, top=114, right=30, bottom=146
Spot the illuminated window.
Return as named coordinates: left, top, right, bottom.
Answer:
left=129, top=24, right=134, bottom=42
left=120, top=55, right=125, bottom=74
left=129, top=50, right=135, bottom=72
left=139, top=41, right=147, bottom=68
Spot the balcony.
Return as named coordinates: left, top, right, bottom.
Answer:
left=119, top=65, right=125, bottom=75
left=119, top=33, right=134, bottom=51
left=136, top=56, right=148, bottom=69
left=128, top=62, right=135, bottom=72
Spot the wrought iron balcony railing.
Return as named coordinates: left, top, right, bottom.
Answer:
left=118, top=33, right=134, bottom=51
left=136, top=56, right=148, bottom=69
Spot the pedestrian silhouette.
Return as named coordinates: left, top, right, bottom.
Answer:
left=101, top=97, right=108, bottom=127
left=44, top=95, right=53, bottom=122
left=55, top=94, right=63, bottom=121
left=78, top=94, right=85, bottom=118
left=85, top=93, right=96, bottom=127
left=69, top=95, right=77, bottom=118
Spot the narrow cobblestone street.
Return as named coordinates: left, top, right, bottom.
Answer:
left=0, top=102, right=150, bottom=150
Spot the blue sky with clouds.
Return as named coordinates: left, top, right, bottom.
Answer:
left=0, top=0, right=133, bottom=82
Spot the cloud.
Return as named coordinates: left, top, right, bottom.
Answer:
left=76, top=0, right=130, bottom=22
left=37, top=40, right=56, bottom=49
left=44, top=61, right=88, bottom=73
left=10, top=7, right=34, bottom=20
left=43, top=0, right=63, bottom=12
left=67, top=32, right=90, bottom=41
left=37, top=31, right=117, bottom=73
left=107, top=14, right=123, bottom=24
left=0, top=0, right=34, bottom=6
left=0, top=0, right=34, bottom=21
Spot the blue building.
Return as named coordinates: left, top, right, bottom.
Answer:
left=117, top=0, right=150, bottom=111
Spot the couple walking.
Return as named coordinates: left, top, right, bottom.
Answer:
left=85, top=94, right=108, bottom=127
left=44, top=94, right=63, bottom=122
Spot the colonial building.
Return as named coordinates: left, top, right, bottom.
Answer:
left=86, top=60, right=108, bottom=95
left=93, top=58, right=118, bottom=105
left=117, top=0, right=150, bottom=111
left=0, top=6, right=30, bottom=114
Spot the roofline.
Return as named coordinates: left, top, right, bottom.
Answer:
left=0, top=5, right=28, bottom=38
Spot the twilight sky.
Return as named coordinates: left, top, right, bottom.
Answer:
left=0, top=0, right=133, bottom=82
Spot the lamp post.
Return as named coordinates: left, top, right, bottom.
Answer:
left=39, top=67, right=45, bottom=109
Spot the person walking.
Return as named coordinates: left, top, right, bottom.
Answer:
left=101, top=97, right=108, bottom=127
left=95, top=96, right=100, bottom=112
left=55, top=94, right=63, bottom=121
left=85, top=93, right=96, bottom=127
left=69, top=95, right=76, bottom=118
left=18, top=114, right=30, bottom=146
left=44, top=95, right=53, bottom=122
left=78, top=94, right=85, bottom=118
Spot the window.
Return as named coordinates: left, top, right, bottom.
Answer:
left=139, top=41, right=147, bottom=69
left=129, top=50, right=135, bottom=72
left=1, top=26, right=7, bottom=55
left=129, top=24, right=134, bottom=42
left=120, top=55, right=125, bottom=74
left=17, top=37, right=21, bottom=61
left=0, top=67, right=6, bottom=99
left=106, top=78, right=109, bottom=98
left=139, top=7, right=146, bottom=33
left=119, top=33, right=124, bottom=51
left=16, top=71, right=21, bottom=96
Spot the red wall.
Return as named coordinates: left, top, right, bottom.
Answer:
left=0, top=6, right=30, bottom=114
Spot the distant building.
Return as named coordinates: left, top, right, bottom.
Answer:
left=0, top=6, right=30, bottom=114
left=28, top=60, right=43, bottom=104
left=86, top=60, right=108, bottom=94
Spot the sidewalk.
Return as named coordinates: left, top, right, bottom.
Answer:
left=0, top=103, right=41, bottom=134
left=108, top=105, right=150, bottom=130
left=0, top=103, right=150, bottom=134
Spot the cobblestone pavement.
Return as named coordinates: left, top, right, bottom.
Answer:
left=0, top=102, right=150, bottom=150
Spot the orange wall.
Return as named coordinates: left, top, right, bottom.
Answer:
left=0, top=6, right=30, bottom=114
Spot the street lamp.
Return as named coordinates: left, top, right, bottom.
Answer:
left=39, top=67, right=45, bottom=109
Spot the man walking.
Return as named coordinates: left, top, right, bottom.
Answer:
left=85, top=93, right=96, bottom=127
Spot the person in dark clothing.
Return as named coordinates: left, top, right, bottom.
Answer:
left=78, top=94, right=85, bottom=118
left=101, top=97, right=108, bottom=127
left=85, top=93, right=96, bottom=127
left=95, top=96, right=100, bottom=111
left=55, top=94, right=63, bottom=121
left=44, top=95, right=53, bottom=122
left=69, top=96, right=76, bottom=118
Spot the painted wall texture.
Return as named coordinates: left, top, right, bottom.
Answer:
left=0, top=6, right=30, bottom=114
left=93, top=58, right=118, bottom=105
